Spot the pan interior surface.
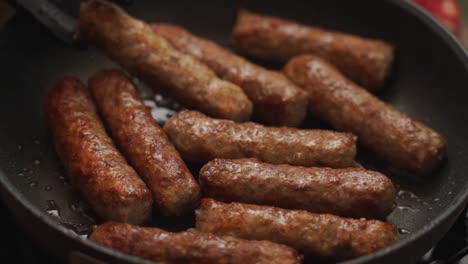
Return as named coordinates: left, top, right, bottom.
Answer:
left=0, top=0, right=468, bottom=263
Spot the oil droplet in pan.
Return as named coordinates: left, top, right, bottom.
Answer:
left=46, top=200, right=61, bottom=218
left=397, top=205, right=419, bottom=213
left=58, top=175, right=71, bottom=187
left=28, top=181, right=38, bottom=187
left=70, top=202, right=80, bottom=211
left=143, top=99, right=157, bottom=109
left=397, top=190, right=419, bottom=200
left=398, top=228, right=411, bottom=235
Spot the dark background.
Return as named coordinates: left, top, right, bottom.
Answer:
left=0, top=201, right=58, bottom=263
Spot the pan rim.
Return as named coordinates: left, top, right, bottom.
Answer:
left=344, top=0, right=468, bottom=263
left=1, top=0, right=468, bottom=263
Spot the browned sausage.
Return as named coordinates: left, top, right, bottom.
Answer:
left=151, top=23, right=308, bottom=127
left=199, top=158, right=396, bottom=219
left=78, top=0, right=252, bottom=122
left=231, top=10, right=394, bottom=90
left=163, top=111, right=356, bottom=168
left=89, top=70, right=200, bottom=216
left=196, top=199, right=398, bottom=261
left=283, top=55, right=447, bottom=174
left=90, top=222, right=303, bottom=264
left=44, top=78, right=152, bottom=224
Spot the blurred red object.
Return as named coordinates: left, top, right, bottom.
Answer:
left=414, top=0, right=461, bottom=35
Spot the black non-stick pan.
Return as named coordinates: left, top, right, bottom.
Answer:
left=1, top=0, right=468, bottom=263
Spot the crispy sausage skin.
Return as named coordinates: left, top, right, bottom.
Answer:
left=90, top=222, right=303, bottom=264
left=284, top=55, right=447, bottom=174
left=44, top=78, right=152, bottom=224
left=78, top=0, right=252, bottom=122
left=163, top=111, right=356, bottom=168
left=89, top=70, right=200, bottom=216
left=196, top=199, right=398, bottom=261
left=199, top=158, right=396, bottom=219
left=231, top=10, right=394, bottom=90
left=151, top=23, right=308, bottom=127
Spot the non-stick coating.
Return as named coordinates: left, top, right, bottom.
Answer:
left=1, top=0, right=468, bottom=263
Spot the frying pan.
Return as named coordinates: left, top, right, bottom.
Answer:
left=1, top=0, right=467, bottom=263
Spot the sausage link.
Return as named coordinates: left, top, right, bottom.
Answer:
left=89, top=70, right=200, bottom=216
left=199, top=158, right=396, bottom=219
left=231, top=10, right=394, bottom=90
left=196, top=199, right=398, bottom=261
left=44, top=78, right=152, bottom=224
left=151, top=23, right=308, bottom=127
left=78, top=0, right=252, bottom=122
left=163, top=111, right=356, bottom=168
left=90, top=222, right=303, bottom=264
left=283, top=55, right=447, bottom=174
